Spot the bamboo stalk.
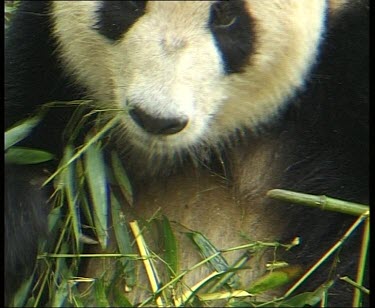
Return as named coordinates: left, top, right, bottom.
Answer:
left=129, top=220, right=164, bottom=307
left=267, top=189, right=369, bottom=216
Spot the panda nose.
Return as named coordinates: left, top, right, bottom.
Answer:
left=129, top=107, right=188, bottom=135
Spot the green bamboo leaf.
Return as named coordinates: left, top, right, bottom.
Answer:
left=198, top=290, right=253, bottom=302
left=43, top=114, right=122, bottom=186
left=62, top=101, right=93, bottom=143
left=48, top=206, right=63, bottom=233
left=79, top=188, right=95, bottom=231
left=5, top=114, right=43, bottom=150
left=187, top=231, right=239, bottom=289
left=161, top=215, right=178, bottom=277
left=111, top=150, right=133, bottom=206
left=24, top=296, right=36, bottom=308
left=187, top=231, right=230, bottom=272
left=69, top=290, right=85, bottom=308
left=281, top=280, right=334, bottom=307
left=110, top=192, right=136, bottom=287
left=5, top=146, right=54, bottom=164
left=11, top=273, right=35, bottom=307
left=228, top=300, right=269, bottom=307
left=112, top=283, right=133, bottom=307
left=247, top=266, right=302, bottom=294
left=84, top=138, right=108, bottom=249
left=94, top=278, right=110, bottom=307
left=51, top=243, right=72, bottom=307
left=61, top=145, right=81, bottom=250
left=75, top=158, right=95, bottom=229
left=51, top=279, right=69, bottom=308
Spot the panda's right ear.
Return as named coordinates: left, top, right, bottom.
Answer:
left=94, top=1, right=147, bottom=41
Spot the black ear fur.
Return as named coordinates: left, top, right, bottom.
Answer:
left=94, top=1, right=147, bottom=41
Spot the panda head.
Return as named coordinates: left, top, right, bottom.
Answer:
left=52, top=1, right=333, bottom=166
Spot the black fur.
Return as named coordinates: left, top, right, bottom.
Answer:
left=95, top=1, right=148, bottom=42
left=5, top=2, right=83, bottom=303
left=4, top=165, right=49, bottom=305
left=5, top=2, right=84, bottom=148
left=208, top=0, right=253, bottom=73
left=4, top=1, right=369, bottom=306
left=264, top=4, right=369, bottom=303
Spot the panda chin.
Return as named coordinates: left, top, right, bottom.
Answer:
left=114, top=123, right=214, bottom=174
left=122, top=115, right=209, bottom=150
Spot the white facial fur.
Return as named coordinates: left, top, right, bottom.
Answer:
left=52, top=1, right=331, bottom=164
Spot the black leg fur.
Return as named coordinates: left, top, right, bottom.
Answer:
left=4, top=165, right=49, bottom=305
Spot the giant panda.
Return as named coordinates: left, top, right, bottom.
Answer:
left=5, top=1, right=369, bottom=307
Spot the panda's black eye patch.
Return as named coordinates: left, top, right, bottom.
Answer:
left=94, top=1, right=147, bottom=42
left=208, top=0, right=253, bottom=74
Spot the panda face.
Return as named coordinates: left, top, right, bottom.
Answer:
left=52, top=1, right=326, bottom=163
left=111, top=1, right=228, bottom=155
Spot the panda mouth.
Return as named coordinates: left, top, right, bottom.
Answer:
left=129, top=108, right=189, bottom=136
left=121, top=113, right=209, bottom=158
left=118, top=102, right=213, bottom=158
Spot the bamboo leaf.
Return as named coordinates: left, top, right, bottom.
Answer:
left=111, top=192, right=136, bottom=287
left=43, top=114, right=122, bottom=186
left=5, top=114, right=43, bottom=150
left=69, top=289, right=85, bottom=308
left=174, top=271, right=223, bottom=306
left=11, top=273, right=35, bottom=307
left=198, top=290, right=253, bottom=302
left=48, top=206, right=63, bottom=233
left=76, top=158, right=95, bottom=229
left=112, top=284, right=133, bottom=307
left=5, top=146, right=54, bottom=164
left=79, top=189, right=95, bottom=232
left=111, top=151, right=133, bottom=206
left=84, top=138, right=108, bottom=249
left=161, top=215, right=178, bottom=277
left=187, top=231, right=238, bottom=288
left=94, top=278, right=110, bottom=307
left=281, top=280, right=334, bottom=307
left=228, top=300, right=268, bottom=307
left=187, top=231, right=230, bottom=273
left=61, top=145, right=81, bottom=250
left=247, top=266, right=302, bottom=294
left=51, top=243, right=73, bottom=307
left=51, top=279, right=69, bottom=308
